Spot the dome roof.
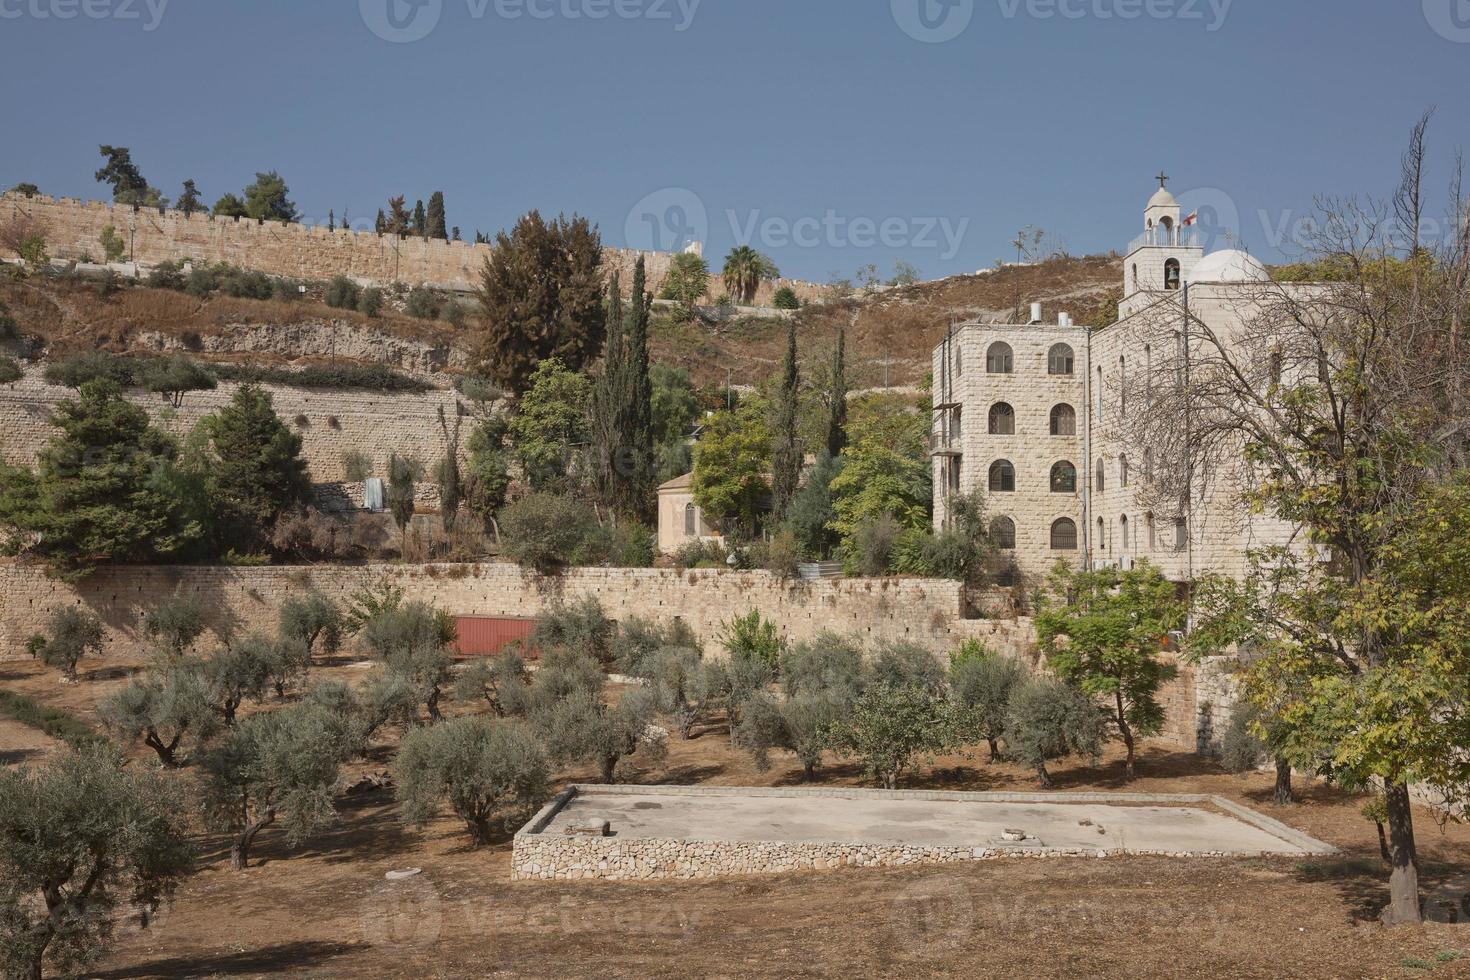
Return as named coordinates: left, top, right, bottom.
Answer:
left=1187, top=249, right=1271, bottom=283
left=1147, top=187, right=1178, bottom=209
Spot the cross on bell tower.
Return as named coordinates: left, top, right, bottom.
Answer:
left=1156, top=171, right=1170, bottom=190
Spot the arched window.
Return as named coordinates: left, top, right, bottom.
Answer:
left=1164, top=257, right=1181, bottom=290
left=1269, top=350, right=1283, bottom=387
left=1119, top=355, right=1128, bottom=414
left=989, top=516, right=1016, bottom=550
left=1048, top=343, right=1075, bottom=376
left=1144, top=344, right=1154, bottom=407
left=1120, top=454, right=1130, bottom=488
left=986, top=342, right=1013, bottom=374
left=1049, top=404, right=1076, bottom=436
left=684, top=502, right=697, bottom=536
left=988, top=402, right=1015, bottom=435
left=1050, top=518, right=1078, bottom=551
left=1097, top=517, right=1107, bottom=551
left=1050, top=461, right=1077, bottom=493
left=1131, top=263, right=1138, bottom=290
left=988, top=460, right=1016, bottom=493
left=954, top=344, right=963, bottom=378
left=1174, top=517, right=1189, bottom=552
left=1120, top=514, right=1130, bottom=551
left=1095, top=458, right=1106, bottom=492
left=1146, top=512, right=1156, bottom=551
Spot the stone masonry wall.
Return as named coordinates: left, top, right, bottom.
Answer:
left=2, top=193, right=829, bottom=307
left=0, top=366, right=461, bottom=482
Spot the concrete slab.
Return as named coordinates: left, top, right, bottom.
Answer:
left=537, top=788, right=1322, bottom=856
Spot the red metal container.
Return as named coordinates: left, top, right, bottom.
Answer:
left=452, top=616, right=536, bottom=659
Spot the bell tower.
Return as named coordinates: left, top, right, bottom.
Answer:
left=1119, top=173, right=1205, bottom=319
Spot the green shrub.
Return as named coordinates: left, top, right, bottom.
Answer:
left=43, top=351, right=146, bottom=388
left=99, top=225, right=126, bottom=263
left=146, top=260, right=186, bottom=290
left=772, top=286, right=800, bottom=310
left=672, top=538, right=726, bottom=569
left=828, top=683, right=949, bottom=789
left=207, top=362, right=431, bottom=393
left=576, top=522, right=655, bottom=568
left=184, top=265, right=219, bottom=298
left=842, top=514, right=902, bottom=577
left=530, top=597, right=614, bottom=664
left=0, top=689, right=106, bottom=749
left=357, top=287, right=383, bottom=317
left=406, top=287, right=441, bottom=320
left=0, top=357, right=21, bottom=385
left=719, top=610, right=783, bottom=673
left=500, top=493, right=600, bottom=574
left=324, top=275, right=360, bottom=310
left=29, top=607, right=105, bottom=680
left=948, top=650, right=1026, bottom=761
left=1220, top=705, right=1268, bottom=774
left=869, top=640, right=946, bottom=694
left=780, top=632, right=866, bottom=699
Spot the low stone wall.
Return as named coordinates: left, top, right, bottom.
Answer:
left=511, top=785, right=1334, bottom=882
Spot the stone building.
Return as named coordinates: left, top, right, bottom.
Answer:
left=933, top=179, right=1305, bottom=586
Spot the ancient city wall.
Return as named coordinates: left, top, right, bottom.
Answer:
left=1, top=193, right=829, bottom=307
left=0, top=367, right=460, bottom=482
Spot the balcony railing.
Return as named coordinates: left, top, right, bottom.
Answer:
left=1127, top=228, right=1203, bottom=252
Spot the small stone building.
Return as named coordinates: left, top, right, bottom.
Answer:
left=656, top=473, right=721, bottom=554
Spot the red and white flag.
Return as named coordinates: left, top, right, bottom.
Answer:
left=1182, top=211, right=1199, bottom=227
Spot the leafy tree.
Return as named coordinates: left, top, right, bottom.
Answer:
left=720, top=610, right=784, bottom=673
left=99, top=224, right=126, bottom=262
left=1035, top=562, right=1183, bottom=780
left=889, top=260, right=921, bottom=286
left=200, top=703, right=342, bottom=870
left=397, top=717, right=548, bottom=845
left=240, top=171, right=296, bottom=222
left=360, top=602, right=454, bottom=722
left=650, top=362, right=700, bottom=466
left=784, top=451, right=842, bottom=560
left=412, top=199, right=427, bottom=238
left=509, top=358, right=591, bottom=491
left=202, top=636, right=275, bottom=724
left=277, top=591, right=343, bottom=666
left=1005, top=677, right=1106, bottom=787
left=177, top=178, right=202, bottom=216
left=374, top=209, right=387, bottom=235
left=343, top=575, right=405, bottom=635
left=736, top=691, right=845, bottom=781
left=357, top=286, right=384, bottom=317
left=530, top=597, right=614, bottom=664
left=662, top=251, right=709, bottom=319
left=499, top=492, right=598, bottom=574
left=771, top=319, right=802, bottom=519
left=535, top=686, right=665, bottom=784
left=212, top=193, right=247, bottom=218
left=829, top=684, right=948, bottom=789
left=426, top=191, right=448, bottom=240
left=721, top=245, right=779, bottom=306
left=870, top=640, right=947, bottom=694
left=772, top=286, right=800, bottom=310
left=94, top=145, right=164, bottom=207
left=29, top=607, right=105, bottom=680
left=454, top=650, right=531, bottom=718
left=474, top=210, right=605, bottom=391
left=142, top=593, right=208, bottom=660
left=948, top=649, right=1026, bottom=761
left=385, top=196, right=411, bottom=237
left=829, top=401, right=931, bottom=539
left=99, top=664, right=216, bottom=767
left=196, top=384, right=312, bottom=553
left=0, top=380, right=202, bottom=577
left=142, top=355, right=216, bottom=408
left=779, top=632, right=866, bottom=699
left=630, top=646, right=706, bottom=739
left=465, top=413, right=512, bottom=522
left=691, top=401, right=770, bottom=539
left=0, top=748, right=191, bottom=980
left=9, top=182, right=39, bottom=196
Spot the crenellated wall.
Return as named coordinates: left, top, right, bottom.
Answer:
left=1, top=193, right=830, bottom=307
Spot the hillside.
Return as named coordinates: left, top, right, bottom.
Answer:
left=0, top=253, right=1123, bottom=391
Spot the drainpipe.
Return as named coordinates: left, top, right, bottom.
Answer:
left=1182, top=283, right=1195, bottom=584
left=1082, top=324, right=1094, bottom=570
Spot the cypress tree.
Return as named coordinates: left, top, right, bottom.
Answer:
left=375, top=209, right=387, bottom=235
left=413, top=200, right=427, bottom=239
left=826, top=327, right=848, bottom=459
left=771, top=319, right=802, bottom=519
left=588, top=260, right=654, bottom=521
left=427, top=191, right=448, bottom=240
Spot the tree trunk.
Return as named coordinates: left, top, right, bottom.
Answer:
left=1273, top=758, right=1294, bottom=806
left=1036, top=764, right=1053, bottom=788
left=426, top=687, right=443, bottom=723
left=231, top=813, right=275, bottom=871
left=987, top=737, right=1000, bottom=762
left=144, top=728, right=181, bottom=767
left=600, top=753, right=619, bottom=784
left=1381, top=782, right=1421, bottom=925
left=1116, top=692, right=1136, bottom=780
left=468, top=816, right=492, bottom=847
left=803, top=760, right=816, bottom=782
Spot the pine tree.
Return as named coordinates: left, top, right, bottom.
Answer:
left=177, top=179, right=202, bottom=217
left=771, top=319, right=802, bottom=518
left=826, top=327, right=848, bottom=458
left=375, top=209, right=387, bottom=235
left=427, top=191, right=448, bottom=241
left=413, top=199, right=427, bottom=239
left=199, top=385, right=312, bottom=553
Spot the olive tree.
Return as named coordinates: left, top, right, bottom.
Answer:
left=142, top=593, right=209, bottom=660
left=395, top=716, right=550, bottom=845
left=735, top=691, right=847, bottom=781
left=98, top=665, right=216, bottom=767
left=360, top=601, right=454, bottom=723
left=1003, top=677, right=1106, bottom=788
left=199, top=704, right=343, bottom=870
left=453, top=649, right=531, bottom=717
left=0, top=748, right=192, bottom=980
left=534, top=686, right=665, bottom=784
left=948, top=650, right=1027, bottom=762
left=278, top=591, right=343, bottom=667
left=828, top=684, right=949, bottom=789
left=27, top=607, right=105, bottom=680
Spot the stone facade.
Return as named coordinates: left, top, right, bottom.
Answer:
left=2, top=193, right=829, bottom=307
left=0, top=366, right=461, bottom=483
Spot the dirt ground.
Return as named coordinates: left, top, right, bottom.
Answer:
left=3, top=654, right=1469, bottom=978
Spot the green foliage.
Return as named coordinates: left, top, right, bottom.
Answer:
left=829, top=400, right=932, bottom=540
left=143, top=354, right=216, bottom=407
left=0, top=747, right=191, bottom=980
left=0, top=379, right=202, bottom=577
left=784, top=451, right=842, bottom=560
left=241, top=171, right=297, bottom=222
left=342, top=451, right=372, bottom=482
left=662, top=251, right=709, bottom=319
left=278, top=591, right=343, bottom=663
left=142, top=595, right=212, bottom=661
left=533, top=685, right=664, bottom=784
left=396, top=716, right=550, bottom=845
left=195, top=384, right=312, bottom=553
left=177, top=178, right=202, bottom=216
left=840, top=514, right=902, bottom=577
left=719, top=610, right=784, bottom=673
left=98, top=664, right=216, bottom=767
left=948, top=650, right=1026, bottom=760
left=202, top=635, right=277, bottom=722
left=1220, top=704, right=1268, bottom=774
left=386, top=453, right=420, bottom=542
left=1004, top=677, right=1106, bottom=787
left=474, top=210, right=605, bottom=392
left=199, top=703, right=342, bottom=869
left=772, top=286, right=800, bottom=310
left=691, top=400, right=770, bottom=538
left=8, top=182, right=39, bottom=197
left=588, top=260, right=656, bottom=520
left=0, top=690, right=105, bottom=749
left=828, top=683, right=949, bottom=789
left=735, top=690, right=846, bottom=779
left=825, top=327, right=848, bottom=458
left=212, top=193, right=247, bottom=218
left=531, top=597, right=614, bottom=665
left=406, top=287, right=441, bottom=320
left=722, top=245, right=780, bottom=305
left=454, top=650, right=531, bottom=718
left=771, top=319, right=802, bottom=519
left=360, top=601, right=454, bottom=723
left=207, top=361, right=431, bottom=393
left=426, top=191, right=448, bottom=241
left=499, top=492, right=600, bottom=574
left=780, top=632, right=866, bottom=700
left=509, top=358, right=591, bottom=491
left=343, top=576, right=405, bottom=635
left=630, top=645, right=707, bottom=739
left=30, top=606, right=105, bottom=679
left=95, top=145, right=165, bottom=207
left=1035, top=561, right=1184, bottom=778
left=357, top=286, right=384, bottom=317
left=99, top=224, right=126, bottom=262
left=464, top=414, right=512, bottom=521
left=650, top=362, right=700, bottom=477
left=323, top=275, right=360, bottom=310
left=577, top=520, right=656, bottom=568
left=869, top=640, right=946, bottom=694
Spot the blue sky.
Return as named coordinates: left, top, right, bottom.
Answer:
left=2, top=0, right=1466, bottom=282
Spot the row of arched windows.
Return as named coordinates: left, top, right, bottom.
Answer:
left=984, top=516, right=1079, bottom=552
left=983, top=342, right=1077, bottom=376
left=1094, top=513, right=1189, bottom=553
left=987, top=460, right=1079, bottom=494
left=986, top=403, right=1077, bottom=436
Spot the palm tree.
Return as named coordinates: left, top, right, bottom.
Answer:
left=722, top=246, right=780, bottom=306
